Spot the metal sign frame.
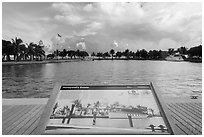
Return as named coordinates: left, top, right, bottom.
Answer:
left=35, top=82, right=174, bottom=135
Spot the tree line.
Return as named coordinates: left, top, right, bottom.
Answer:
left=47, top=49, right=89, bottom=60
left=187, top=45, right=202, bottom=58
left=91, top=49, right=166, bottom=60
left=2, top=37, right=45, bottom=61
left=2, top=37, right=202, bottom=62
left=91, top=45, right=202, bottom=60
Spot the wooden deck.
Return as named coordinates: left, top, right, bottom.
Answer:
left=164, top=97, right=202, bottom=135
left=2, top=97, right=202, bottom=135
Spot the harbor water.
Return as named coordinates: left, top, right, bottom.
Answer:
left=2, top=60, right=202, bottom=98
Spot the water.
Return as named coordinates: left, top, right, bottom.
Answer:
left=2, top=60, right=202, bottom=98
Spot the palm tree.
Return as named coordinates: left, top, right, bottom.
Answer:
left=91, top=52, right=96, bottom=58
left=67, top=50, right=76, bottom=59
left=12, top=37, right=23, bottom=61
left=96, top=52, right=103, bottom=59
left=54, top=50, right=59, bottom=60
left=2, top=40, right=13, bottom=61
left=124, top=49, right=130, bottom=59
left=135, top=50, right=140, bottom=59
left=84, top=103, right=91, bottom=115
left=140, top=49, right=148, bottom=59
left=115, top=51, right=122, bottom=59
left=94, top=101, right=100, bottom=108
left=34, top=44, right=45, bottom=60
left=110, top=49, right=115, bottom=60
left=103, top=52, right=110, bottom=59
left=62, top=49, right=67, bottom=59
left=178, top=47, right=187, bottom=55
left=27, top=42, right=36, bottom=61
left=76, top=49, right=80, bottom=58
left=168, top=48, right=174, bottom=55
left=80, top=51, right=89, bottom=59
left=73, top=99, right=82, bottom=115
left=19, top=44, right=27, bottom=61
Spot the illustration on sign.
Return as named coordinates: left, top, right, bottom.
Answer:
left=44, top=86, right=169, bottom=134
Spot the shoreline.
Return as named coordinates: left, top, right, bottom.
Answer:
left=94, top=58, right=202, bottom=63
left=2, top=58, right=201, bottom=66
left=2, top=59, right=83, bottom=66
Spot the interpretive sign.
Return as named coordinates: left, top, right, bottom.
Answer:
left=37, top=84, right=173, bottom=135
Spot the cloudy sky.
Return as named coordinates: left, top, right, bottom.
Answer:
left=2, top=2, right=202, bottom=53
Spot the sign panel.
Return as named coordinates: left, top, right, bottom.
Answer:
left=40, top=85, right=171, bottom=134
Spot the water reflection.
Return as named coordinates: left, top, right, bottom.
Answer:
left=2, top=60, right=202, bottom=98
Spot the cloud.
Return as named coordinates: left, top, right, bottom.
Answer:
left=3, top=2, right=202, bottom=54
left=52, top=2, right=200, bottom=52
left=54, top=14, right=86, bottom=25
left=98, top=2, right=144, bottom=26
left=76, top=41, right=86, bottom=50
left=3, top=12, right=57, bottom=46
left=52, top=2, right=76, bottom=15
left=52, top=3, right=88, bottom=26
left=50, top=35, right=88, bottom=52
left=113, top=40, right=119, bottom=47
left=76, top=22, right=103, bottom=36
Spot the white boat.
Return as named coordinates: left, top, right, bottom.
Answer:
left=165, top=54, right=184, bottom=62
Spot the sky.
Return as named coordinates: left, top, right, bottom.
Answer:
left=2, top=2, right=202, bottom=54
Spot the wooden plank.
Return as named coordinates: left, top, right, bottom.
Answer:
left=195, top=103, right=202, bottom=108
left=168, top=105, right=196, bottom=135
left=187, top=103, right=202, bottom=112
left=186, top=103, right=202, bottom=114
left=23, top=107, right=44, bottom=135
left=2, top=105, right=33, bottom=126
left=8, top=105, right=44, bottom=135
left=176, top=103, right=202, bottom=121
left=184, top=103, right=202, bottom=114
left=177, top=103, right=202, bottom=120
left=2, top=105, right=8, bottom=109
left=29, top=117, right=42, bottom=135
left=34, top=84, right=61, bottom=135
left=2, top=105, right=20, bottom=116
left=3, top=105, right=40, bottom=135
left=169, top=115, right=189, bottom=135
left=181, top=103, right=202, bottom=121
left=168, top=104, right=201, bottom=135
left=2, top=105, right=14, bottom=113
left=2, top=105, right=29, bottom=122
left=2, top=105, right=32, bottom=127
left=167, top=106, right=194, bottom=135
left=15, top=106, right=44, bottom=135
left=174, top=124, right=189, bottom=135
left=173, top=103, right=202, bottom=131
left=170, top=103, right=201, bottom=131
left=2, top=105, right=24, bottom=119
left=190, top=103, right=202, bottom=110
